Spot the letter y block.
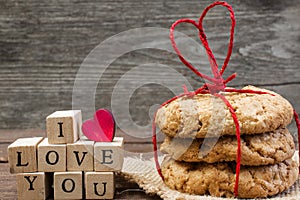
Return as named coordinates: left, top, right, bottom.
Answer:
left=17, top=172, right=52, bottom=200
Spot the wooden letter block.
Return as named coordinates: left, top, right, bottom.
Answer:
left=67, top=140, right=94, bottom=171
left=17, top=172, right=52, bottom=200
left=8, top=137, right=43, bottom=173
left=54, top=172, right=83, bottom=200
left=46, top=110, right=82, bottom=144
left=85, top=172, right=114, bottom=199
left=38, top=138, right=66, bottom=172
left=94, top=137, right=124, bottom=172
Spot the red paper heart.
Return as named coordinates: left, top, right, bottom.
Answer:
left=82, top=109, right=115, bottom=142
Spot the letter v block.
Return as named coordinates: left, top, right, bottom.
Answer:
left=94, top=137, right=124, bottom=172
left=38, top=138, right=66, bottom=172
left=85, top=172, right=114, bottom=199
left=54, top=172, right=83, bottom=199
left=17, top=172, right=52, bottom=200
left=8, top=137, right=43, bottom=173
left=67, top=140, right=94, bottom=171
left=46, top=110, right=82, bottom=144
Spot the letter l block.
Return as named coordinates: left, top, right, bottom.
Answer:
left=8, top=137, right=43, bottom=173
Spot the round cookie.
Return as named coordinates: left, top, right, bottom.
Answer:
left=161, top=156, right=299, bottom=198
left=160, top=128, right=295, bottom=166
left=155, top=85, right=293, bottom=138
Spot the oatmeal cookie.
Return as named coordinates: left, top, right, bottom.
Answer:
left=160, top=128, right=295, bottom=165
left=161, top=156, right=298, bottom=198
left=156, top=86, right=293, bottom=138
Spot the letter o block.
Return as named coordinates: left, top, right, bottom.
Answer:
left=38, top=138, right=66, bottom=172
left=54, top=172, right=82, bottom=200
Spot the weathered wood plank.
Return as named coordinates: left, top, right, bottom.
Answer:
left=0, top=0, right=299, bottom=129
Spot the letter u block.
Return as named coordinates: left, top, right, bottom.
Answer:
left=54, top=172, right=83, bottom=200
left=8, top=137, right=43, bottom=173
left=85, top=172, right=114, bottom=199
left=38, top=138, right=66, bottom=172
left=46, top=110, right=82, bottom=144
left=94, top=137, right=124, bottom=172
left=17, top=172, right=52, bottom=200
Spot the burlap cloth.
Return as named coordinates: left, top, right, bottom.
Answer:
left=120, top=153, right=300, bottom=200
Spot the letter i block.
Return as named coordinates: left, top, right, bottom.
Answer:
left=46, top=110, right=82, bottom=144
left=8, top=137, right=43, bottom=173
left=94, top=137, right=124, bottom=172
left=38, top=138, right=66, bottom=172
left=17, top=172, right=52, bottom=200
left=54, top=172, right=83, bottom=200
left=67, top=140, right=94, bottom=171
left=85, top=172, right=114, bottom=199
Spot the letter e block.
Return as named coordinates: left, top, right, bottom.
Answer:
left=38, top=138, right=66, bottom=172
left=54, top=172, right=83, bottom=199
left=85, top=172, right=114, bottom=199
left=67, top=140, right=94, bottom=171
left=8, top=137, right=43, bottom=173
left=17, top=172, right=52, bottom=200
left=94, top=137, right=124, bottom=172
left=46, top=110, right=82, bottom=144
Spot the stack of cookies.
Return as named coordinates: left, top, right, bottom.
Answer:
left=155, top=86, right=298, bottom=198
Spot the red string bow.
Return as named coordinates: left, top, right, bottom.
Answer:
left=152, top=1, right=300, bottom=198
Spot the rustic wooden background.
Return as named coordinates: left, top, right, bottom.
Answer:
left=1, top=0, right=299, bottom=133
left=0, top=0, right=299, bottom=199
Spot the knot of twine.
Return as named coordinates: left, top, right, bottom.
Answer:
left=152, top=1, right=300, bottom=197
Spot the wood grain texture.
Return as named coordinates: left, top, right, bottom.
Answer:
left=0, top=0, right=299, bottom=133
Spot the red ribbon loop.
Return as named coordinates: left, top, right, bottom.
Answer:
left=198, top=1, right=236, bottom=76
left=170, top=1, right=236, bottom=94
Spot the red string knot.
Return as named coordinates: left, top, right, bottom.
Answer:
left=182, top=84, right=196, bottom=98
